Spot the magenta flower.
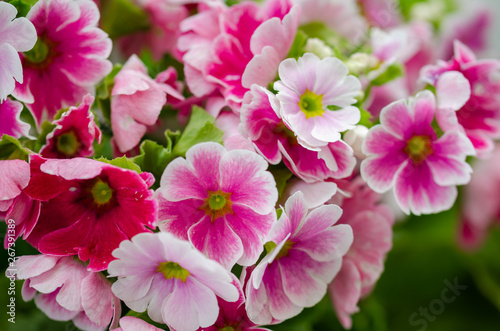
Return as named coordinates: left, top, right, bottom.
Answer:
left=0, top=98, right=32, bottom=139
left=156, top=142, right=278, bottom=269
left=361, top=91, right=475, bottom=215
left=243, top=192, right=353, bottom=325
left=0, top=1, right=36, bottom=101
left=111, top=55, right=184, bottom=153
left=177, top=0, right=299, bottom=110
left=199, top=276, right=270, bottom=331
left=40, top=94, right=101, bottom=158
left=421, top=40, right=500, bottom=157
left=23, top=155, right=157, bottom=271
left=240, top=85, right=356, bottom=182
left=459, top=144, right=500, bottom=250
left=16, top=255, right=121, bottom=330
left=107, top=232, right=239, bottom=331
left=12, top=0, right=112, bottom=125
left=275, top=53, right=361, bottom=149
left=0, top=159, right=40, bottom=247
left=328, top=177, right=394, bottom=329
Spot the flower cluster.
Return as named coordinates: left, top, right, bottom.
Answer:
left=1, top=0, right=500, bottom=330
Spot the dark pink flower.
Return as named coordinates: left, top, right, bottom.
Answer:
left=40, top=94, right=101, bottom=158
left=24, top=155, right=157, bottom=271
left=13, top=0, right=112, bottom=125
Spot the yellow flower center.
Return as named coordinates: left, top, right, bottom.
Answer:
left=91, top=179, right=113, bottom=205
left=405, top=135, right=433, bottom=164
left=157, top=262, right=190, bottom=282
left=298, top=89, right=325, bottom=118
left=200, top=190, right=233, bottom=222
left=264, top=240, right=295, bottom=259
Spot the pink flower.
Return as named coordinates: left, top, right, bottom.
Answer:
left=360, top=90, right=475, bottom=215
left=275, top=53, right=361, bottom=149
left=113, top=316, right=163, bottom=331
left=40, top=94, right=101, bottom=158
left=421, top=40, right=500, bottom=157
left=215, top=111, right=255, bottom=152
left=198, top=276, right=270, bottom=331
left=12, top=0, right=112, bottom=125
left=327, top=177, right=394, bottom=329
left=111, top=55, right=184, bottom=153
left=459, top=144, right=500, bottom=250
left=0, top=159, right=40, bottom=247
left=240, top=84, right=356, bottom=182
left=177, top=0, right=299, bottom=111
left=23, top=155, right=157, bottom=271
left=0, top=98, right=32, bottom=139
left=243, top=192, right=353, bottom=325
left=16, top=255, right=121, bottom=330
left=156, top=142, right=278, bottom=269
left=0, top=1, right=36, bottom=101
left=107, top=232, right=239, bottom=331
left=358, top=0, right=401, bottom=28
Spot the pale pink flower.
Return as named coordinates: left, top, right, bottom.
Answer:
left=243, top=192, right=353, bottom=325
left=113, top=316, right=163, bottom=331
left=459, top=144, right=500, bottom=250
left=16, top=255, right=121, bottom=331
left=240, top=84, right=356, bottom=183
left=0, top=98, right=32, bottom=138
left=111, top=55, right=184, bottom=153
left=361, top=90, right=475, bottom=215
left=275, top=53, right=361, bottom=149
left=328, top=177, right=394, bottom=329
left=421, top=40, right=500, bottom=157
left=0, top=159, right=40, bottom=247
left=156, top=142, right=278, bottom=269
left=40, top=94, right=101, bottom=158
left=0, top=1, right=36, bottom=101
left=13, top=0, right=112, bottom=125
left=358, top=0, right=401, bottom=28
left=108, top=232, right=239, bottom=331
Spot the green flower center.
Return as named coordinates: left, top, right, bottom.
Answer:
left=24, top=38, right=50, bottom=64
left=405, top=135, right=433, bottom=164
left=299, top=89, right=325, bottom=118
left=200, top=190, right=233, bottom=222
left=157, top=262, right=190, bottom=282
left=220, top=327, right=235, bottom=331
left=264, top=240, right=295, bottom=259
left=56, top=131, right=80, bottom=156
left=91, top=180, right=113, bottom=205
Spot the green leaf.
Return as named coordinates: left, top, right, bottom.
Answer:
left=95, top=156, right=142, bottom=173
left=370, top=63, right=404, bottom=86
left=358, top=108, right=375, bottom=128
left=172, top=106, right=224, bottom=157
left=6, top=0, right=37, bottom=17
left=0, top=135, right=30, bottom=161
left=100, top=0, right=150, bottom=39
left=268, top=165, right=293, bottom=198
left=286, top=30, right=308, bottom=59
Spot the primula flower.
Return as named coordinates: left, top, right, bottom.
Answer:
left=156, top=142, right=278, bottom=269
left=24, top=156, right=157, bottom=271
left=361, top=90, right=475, bottom=215
left=459, top=144, right=500, bottom=250
left=108, top=232, right=239, bottom=331
left=198, top=276, right=270, bottom=331
left=244, top=192, right=353, bottom=325
left=0, top=98, right=32, bottom=139
left=16, top=255, right=121, bottom=330
left=421, top=40, right=500, bottom=157
left=177, top=0, right=299, bottom=111
left=240, top=84, right=356, bottom=182
left=0, top=159, right=40, bottom=247
left=113, top=316, right=163, bottom=331
left=328, top=177, right=394, bottom=329
left=40, top=94, right=101, bottom=158
left=275, top=53, right=361, bottom=149
left=13, top=0, right=112, bottom=125
left=111, top=55, right=184, bottom=153
left=0, top=1, right=36, bottom=101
